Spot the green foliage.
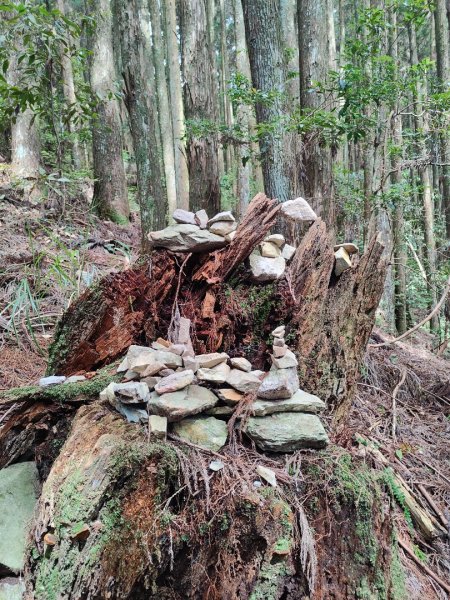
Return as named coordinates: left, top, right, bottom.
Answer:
left=383, top=468, right=413, bottom=530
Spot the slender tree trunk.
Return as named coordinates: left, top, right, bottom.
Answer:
left=150, top=0, right=177, bottom=221
left=56, top=0, right=83, bottom=170
left=163, top=0, right=189, bottom=210
left=89, top=0, right=129, bottom=222
left=409, top=23, right=439, bottom=331
left=434, top=0, right=450, bottom=240
left=298, top=0, right=336, bottom=235
left=115, top=0, right=166, bottom=238
left=233, top=0, right=260, bottom=217
left=389, top=11, right=407, bottom=335
left=179, top=0, right=221, bottom=214
left=7, top=42, right=40, bottom=185
left=242, top=0, right=299, bottom=206
left=280, top=0, right=299, bottom=101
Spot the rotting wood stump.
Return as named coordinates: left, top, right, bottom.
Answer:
left=46, top=193, right=387, bottom=426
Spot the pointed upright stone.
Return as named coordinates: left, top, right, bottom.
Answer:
left=334, top=247, right=352, bottom=276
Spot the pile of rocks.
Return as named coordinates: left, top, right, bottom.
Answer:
left=249, top=233, right=296, bottom=282
left=148, top=209, right=237, bottom=252
left=99, top=323, right=329, bottom=454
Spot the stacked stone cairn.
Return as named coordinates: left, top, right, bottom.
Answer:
left=98, top=322, right=329, bottom=454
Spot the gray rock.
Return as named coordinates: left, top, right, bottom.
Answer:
left=173, top=208, right=197, bottom=225
left=257, top=368, right=299, bottom=399
left=281, top=244, right=296, bottom=261
left=273, top=338, right=286, bottom=347
left=334, top=242, right=358, bottom=255
left=230, top=357, right=252, bottom=372
left=334, top=247, right=352, bottom=276
left=252, top=389, right=326, bottom=416
left=209, top=459, right=224, bottom=471
left=177, top=317, right=195, bottom=354
left=196, top=352, right=229, bottom=368
left=265, top=234, right=285, bottom=248
left=208, top=220, right=237, bottom=237
left=148, top=385, right=218, bottom=422
left=123, top=370, right=140, bottom=380
left=208, top=210, right=235, bottom=225
left=260, top=241, right=281, bottom=258
left=183, top=355, right=199, bottom=373
left=256, top=465, right=277, bottom=487
left=197, top=362, right=231, bottom=384
left=172, top=416, right=227, bottom=451
left=39, top=375, right=66, bottom=386
left=280, top=198, right=317, bottom=222
left=168, top=344, right=186, bottom=356
left=149, top=415, right=167, bottom=440
left=216, top=388, right=244, bottom=405
left=128, top=350, right=160, bottom=374
left=0, top=462, right=39, bottom=574
left=159, top=368, right=175, bottom=377
left=155, top=370, right=194, bottom=394
left=148, top=224, right=227, bottom=252
left=117, top=345, right=152, bottom=372
left=226, top=369, right=262, bottom=393
left=272, top=325, right=285, bottom=338
left=245, top=413, right=329, bottom=452
left=225, top=230, right=237, bottom=242
left=249, top=254, right=286, bottom=282
left=271, top=349, right=298, bottom=369
left=140, top=376, right=161, bottom=390
left=152, top=351, right=183, bottom=369
left=109, top=396, right=148, bottom=424
left=65, top=375, right=86, bottom=384
left=0, top=578, right=25, bottom=600
left=195, top=209, right=209, bottom=229
left=114, top=382, right=150, bottom=404
left=205, top=405, right=235, bottom=417
left=272, top=345, right=287, bottom=358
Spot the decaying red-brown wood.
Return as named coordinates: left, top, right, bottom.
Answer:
left=46, top=195, right=387, bottom=425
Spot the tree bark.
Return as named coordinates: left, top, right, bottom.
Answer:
left=150, top=0, right=178, bottom=221
left=179, top=0, right=221, bottom=214
left=298, top=0, right=336, bottom=235
left=89, top=0, right=129, bottom=223
left=163, top=0, right=190, bottom=210
left=115, top=0, right=166, bottom=237
left=434, top=0, right=450, bottom=240
left=409, top=23, right=439, bottom=331
left=242, top=0, right=300, bottom=206
left=56, top=0, right=84, bottom=170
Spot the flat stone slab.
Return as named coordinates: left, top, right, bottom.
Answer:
left=117, top=345, right=153, bottom=372
left=0, top=462, right=39, bottom=574
left=216, top=388, right=244, bottom=405
left=197, top=362, right=231, bottom=384
left=209, top=221, right=237, bottom=237
left=252, top=389, right=326, bottom=416
left=226, top=369, right=263, bottom=393
left=245, top=413, right=329, bottom=452
left=148, top=385, right=218, bottom=422
left=39, top=375, right=66, bottom=386
left=172, top=416, right=228, bottom=451
left=249, top=254, right=286, bottom=282
left=154, top=370, right=194, bottom=394
left=208, top=210, right=235, bottom=225
left=0, top=578, right=25, bottom=600
left=114, top=382, right=150, bottom=404
left=281, top=244, right=296, bottom=261
left=173, top=208, right=197, bottom=225
left=280, top=197, right=317, bottom=222
left=271, top=349, right=298, bottom=369
left=257, top=368, right=299, bottom=400
left=148, top=224, right=227, bottom=252
left=230, top=357, right=252, bottom=372
left=334, top=242, right=358, bottom=255
left=196, top=352, right=229, bottom=368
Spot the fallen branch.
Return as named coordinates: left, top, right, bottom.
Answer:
left=397, top=538, right=450, bottom=594
left=417, top=484, right=448, bottom=529
left=392, top=367, right=407, bottom=442
left=369, top=274, right=450, bottom=348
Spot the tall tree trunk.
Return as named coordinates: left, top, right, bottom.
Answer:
left=115, top=0, right=166, bottom=238
left=409, top=23, right=439, bottom=331
left=242, top=0, right=299, bottom=206
left=7, top=39, right=40, bottom=186
left=179, top=0, right=221, bottom=214
left=163, top=0, right=189, bottom=210
left=298, top=0, right=336, bottom=235
left=434, top=0, right=450, bottom=241
left=56, top=0, right=84, bottom=170
left=281, top=0, right=299, bottom=101
left=150, top=0, right=177, bottom=221
left=233, top=0, right=263, bottom=217
left=89, top=0, right=129, bottom=223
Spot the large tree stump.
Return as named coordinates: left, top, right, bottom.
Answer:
left=47, top=197, right=386, bottom=425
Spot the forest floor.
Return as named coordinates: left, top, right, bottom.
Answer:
left=0, top=168, right=449, bottom=598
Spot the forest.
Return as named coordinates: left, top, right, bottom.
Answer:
left=0, top=0, right=449, bottom=599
